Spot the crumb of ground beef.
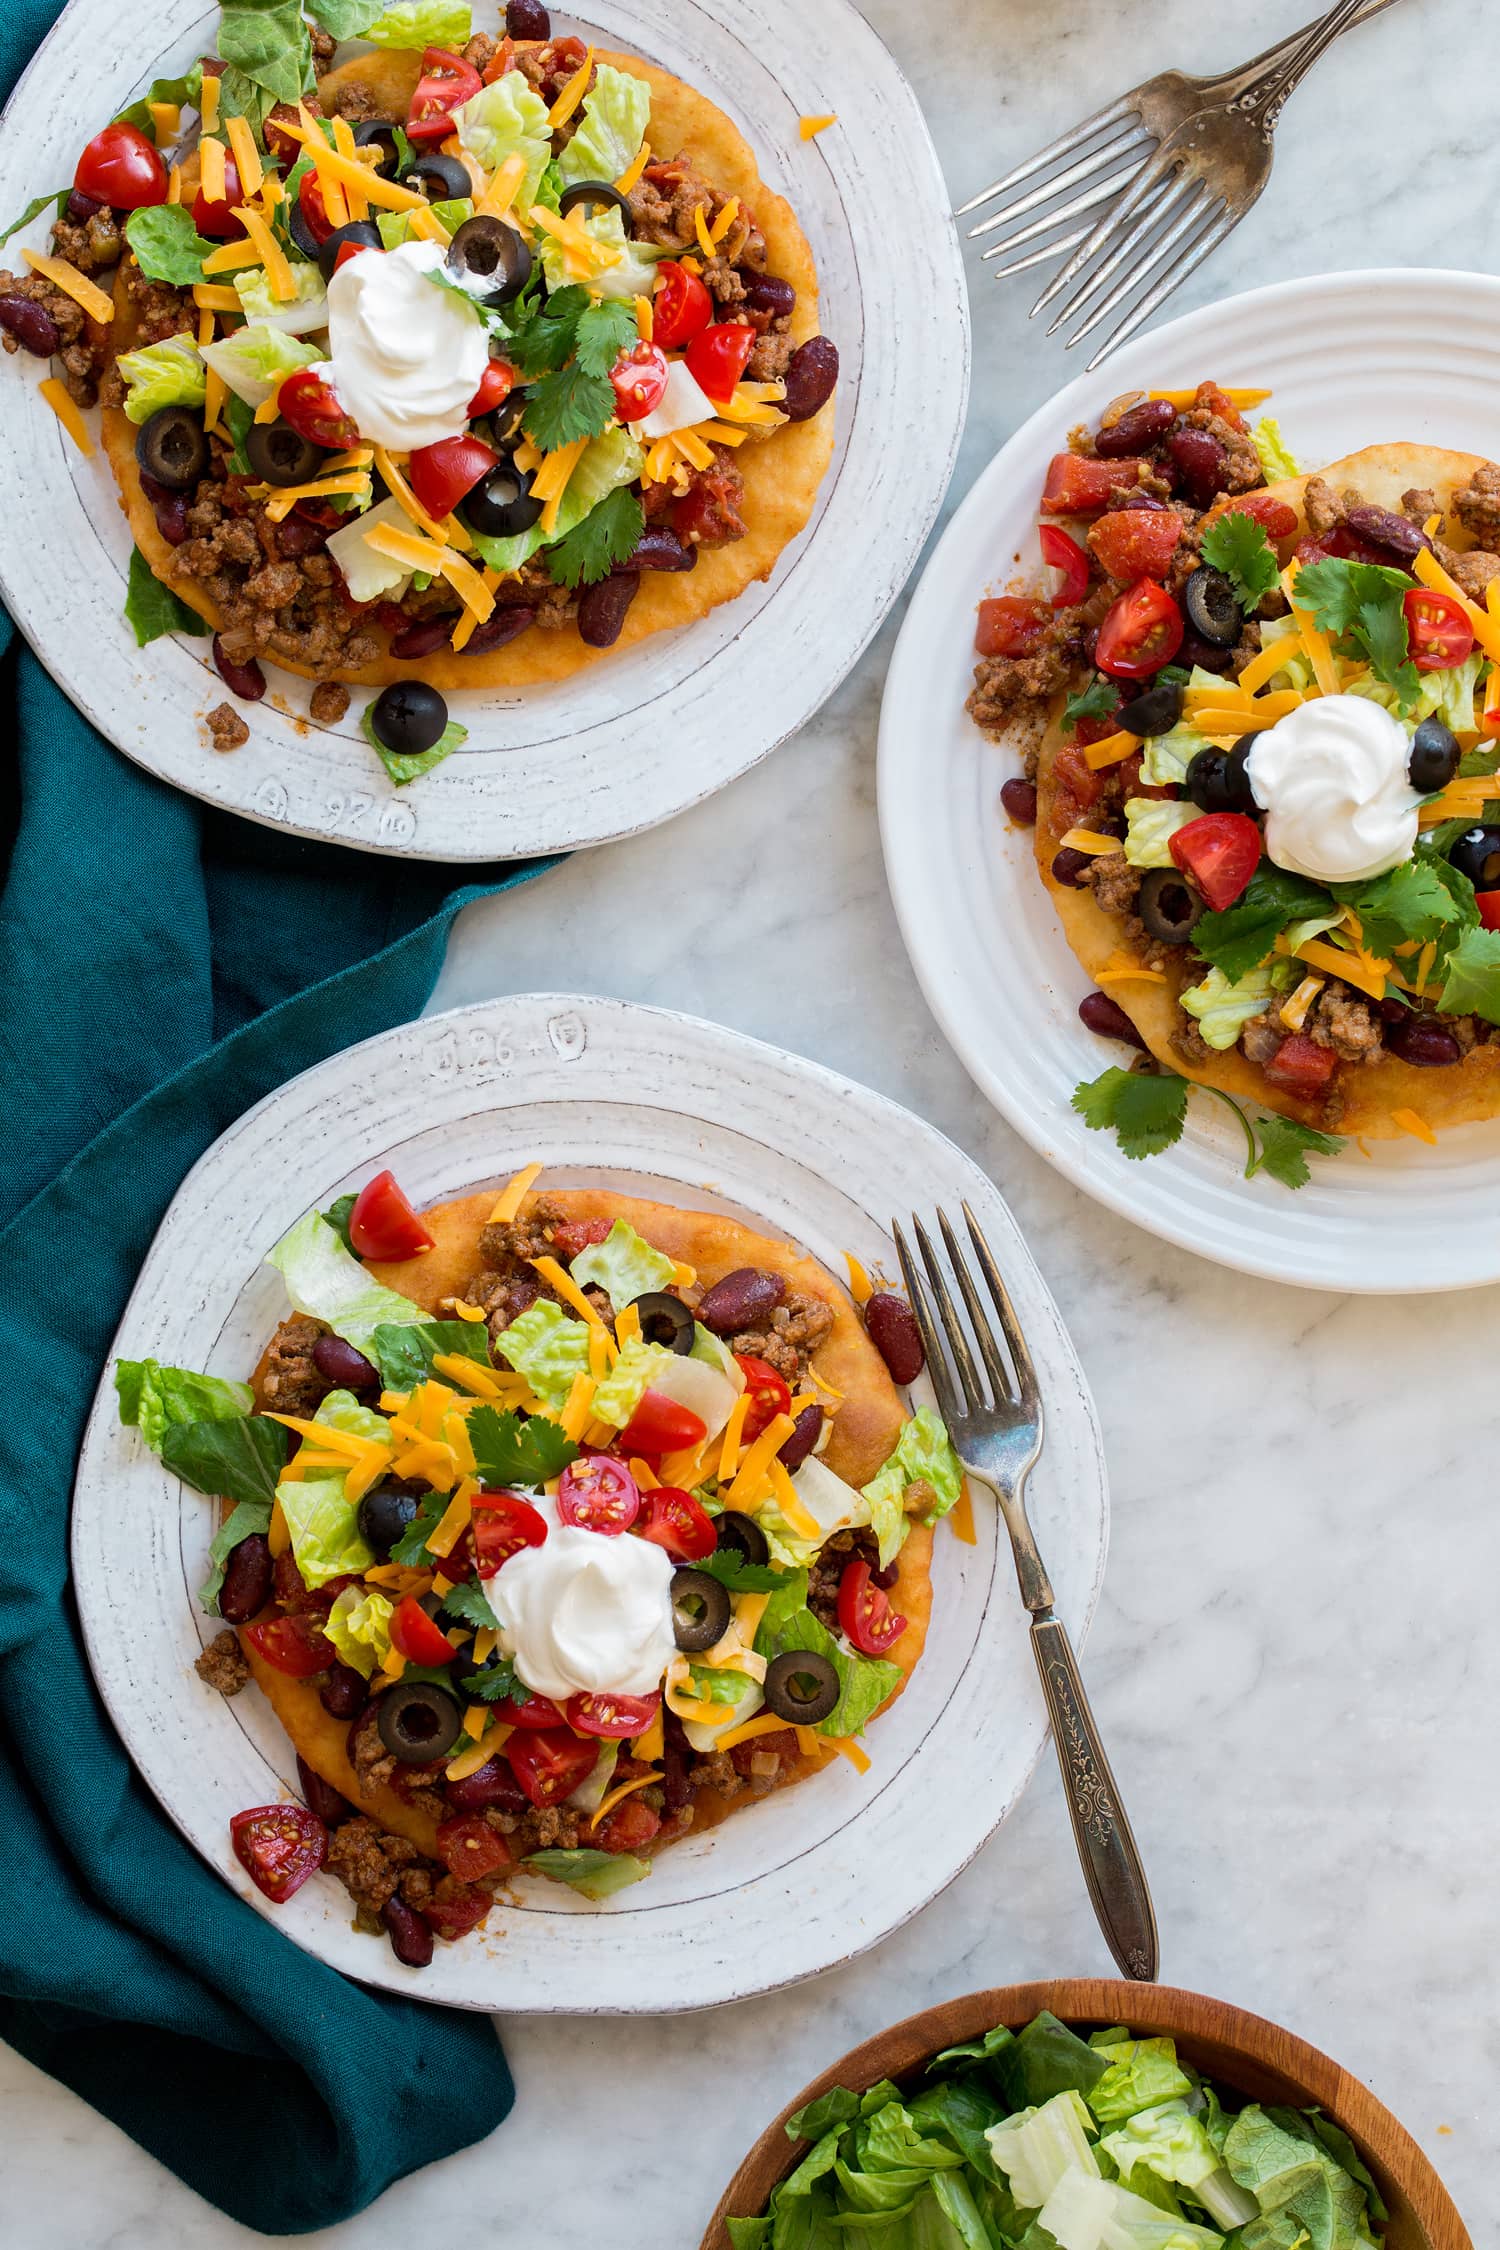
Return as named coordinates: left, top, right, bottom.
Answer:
left=808, top=1528, right=879, bottom=1629
left=325, top=1817, right=429, bottom=1916
left=195, top=1629, right=250, bottom=1696
left=172, top=470, right=381, bottom=674
left=310, top=680, right=350, bottom=725
left=0, top=266, right=110, bottom=405
left=259, top=1312, right=332, bottom=1416
left=1240, top=1008, right=1284, bottom=1066
left=1301, top=476, right=1356, bottom=538
left=1402, top=487, right=1439, bottom=527
left=464, top=1197, right=613, bottom=1341
left=1171, top=1019, right=1212, bottom=1065
left=746, top=326, right=794, bottom=382
left=207, top=703, right=249, bottom=753
left=329, top=79, right=381, bottom=120
left=464, top=31, right=498, bottom=71
left=1452, top=462, right=1500, bottom=547
left=49, top=203, right=122, bottom=276
left=729, top=1288, right=834, bottom=1383
left=1082, top=851, right=1141, bottom=919
left=1308, top=982, right=1384, bottom=1063
left=310, top=24, right=336, bottom=72
left=1434, top=540, right=1500, bottom=602
left=688, top=1749, right=743, bottom=1798
left=628, top=155, right=766, bottom=277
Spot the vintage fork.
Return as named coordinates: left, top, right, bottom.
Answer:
left=957, top=0, right=1399, bottom=370
left=892, top=1204, right=1158, bottom=1980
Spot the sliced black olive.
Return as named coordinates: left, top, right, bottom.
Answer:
left=317, top=219, right=384, bottom=284
left=245, top=418, right=323, bottom=488
left=762, top=1649, right=840, bottom=1726
left=135, top=406, right=208, bottom=492
left=463, top=460, right=544, bottom=538
left=357, top=1482, right=421, bottom=1557
left=631, top=1291, right=694, bottom=1353
left=558, top=179, right=633, bottom=226
left=1449, top=824, right=1500, bottom=889
left=1120, top=677, right=1184, bottom=737
left=287, top=190, right=322, bottom=261
left=1182, top=565, right=1242, bottom=649
left=402, top=151, right=472, bottom=203
left=1409, top=716, right=1461, bottom=795
left=670, top=1568, right=732, bottom=1653
left=352, top=120, right=403, bottom=178
left=1186, top=737, right=1258, bottom=816
left=446, top=214, right=531, bottom=306
left=371, top=681, right=448, bottom=756
left=1136, top=865, right=1205, bottom=945
left=487, top=388, right=528, bottom=445
left=377, top=1680, right=461, bottom=1763
left=713, top=1509, right=769, bottom=1567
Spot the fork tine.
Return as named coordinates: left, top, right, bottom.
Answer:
left=965, top=127, right=1151, bottom=239
left=911, top=1216, right=984, bottom=1412
left=1029, top=139, right=1173, bottom=318
left=961, top=1203, right=1040, bottom=1414
left=936, top=1209, right=1013, bottom=1404
left=1043, top=165, right=1190, bottom=334
left=953, top=93, right=1137, bottom=217
left=1064, top=178, right=1214, bottom=348
left=1083, top=199, right=1237, bottom=369
left=988, top=224, right=1096, bottom=280
left=891, top=1220, right=962, bottom=1429
left=978, top=158, right=1150, bottom=261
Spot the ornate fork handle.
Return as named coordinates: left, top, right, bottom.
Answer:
left=1231, top=0, right=1382, bottom=130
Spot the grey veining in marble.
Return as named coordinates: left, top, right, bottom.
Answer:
left=10, top=0, right=1495, bottom=2239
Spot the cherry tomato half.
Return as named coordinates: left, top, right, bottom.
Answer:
left=192, top=154, right=244, bottom=241
left=1168, top=811, right=1262, bottom=913
left=231, top=1804, right=327, bottom=1903
left=617, top=1390, right=707, bottom=1458
left=471, top=1491, right=549, bottom=1577
left=297, top=169, right=335, bottom=249
left=1094, top=578, right=1184, bottom=679
left=1263, top=1033, right=1338, bottom=1094
left=467, top=355, right=517, bottom=419
left=75, top=121, right=168, bottom=212
left=277, top=367, right=361, bottom=452
left=610, top=340, right=669, bottom=423
left=636, top=1485, right=716, bottom=1563
left=1477, top=891, right=1500, bottom=931
left=389, top=1594, right=456, bottom=1669
left=837, top=1558, right=907, bottom=1657
left=408, top=433, right=498, bottom=523
left=556, top=1453, right=641, bottom=1535
left=975, top=596, right=1051, bottom=659
left=1403, top=587, right=1475, bottom=674
left=348, top=1168, right=435, bottom=1261
left=1040, top=451, right=1142, bottom=516
left=685, top=320, right=755, bottom=404
left=407, top=46, right=483, bottom=146
left=243, top=1613, right=337, bottom=1677
left=495, top=1689, right=568, bottom=1730
left=1039, top=523, right=1091, bottom=608
left=435, top=1813, right=513, bottom=1881
left=733, top=1354, right=791, bottom=1443
left=1088, top=506, right=1181, bottom=585
left=651, top=260, right=713, bottom=350
left=507, top=1729, right=600, bottom=1809
left=567, top=1689, right=661, bottom=1739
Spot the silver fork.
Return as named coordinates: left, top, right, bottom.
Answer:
left=958, top=0, right=1398, bottom=370
left=893, top=1204, right=1158, bottom=1981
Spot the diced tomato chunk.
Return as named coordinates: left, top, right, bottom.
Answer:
left=975, top=596, right=1051, bottom=658
left=1049, top=741, right=1105, bottom=837
left=595, top=1797, right=662, bottom=1853
left=1214, top=491, right=1299, bottom=541
left=1087, top=507, right=1182, bottom=584
left=422, top=1885, right=490, bottom=1941
left=548, top=1216, right=613, bottom=1261
left=1263, top=1034, right=1338, bottom=1092
left=1195, top=381, right=1248, bottom=432
left=1041, top=452, right=1142, bottom=516
left=436, top=1815, right=513, bottom=1882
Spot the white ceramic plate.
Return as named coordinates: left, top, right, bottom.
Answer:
left=0, top=0, right=966, bottom=861
left=72, top=995, right=1107, bottom=2015
left=880, top=268, right=1500, bottom=1295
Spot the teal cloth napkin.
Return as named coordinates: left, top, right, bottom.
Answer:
left=0, top=113, right=559, bottom=2207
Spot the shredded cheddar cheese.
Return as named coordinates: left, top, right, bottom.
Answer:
left=38, top=378, right=93, bottom=454
left=799, top=113, right=837, bottom=138
left=1391, top=1107, right=1437, bottom=1145
left=22, top=250, right=113, bottom=323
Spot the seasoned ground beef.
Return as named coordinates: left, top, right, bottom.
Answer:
left=1401, top=486, right=1438, bottom=527
left=1452, top=462, right=1500, bottom=548
left=347, top=1707, right=448, bottom=1822
left=808, top=1526, right=880, bottom=1629
left=688, top=1748, right=743, bottom=1799
left=628, top=155, right=767, bottom=283
left=1302, top=476, right=1351, bottom=538
left=328, top=79, right=381, bottom=121
left=325, top=1817, right=428, bottom=1916
left=1082, top=851, right=1141, bottom=918
left=194, top=1629, right=250, bottom=1696
left=259, top=1313, right=332, bottom=1417
left=0, top=266, right=109, bottom=406
left=1308, top=981, right=1384, bottom=1063
left=49, top=202, right=122, bottom=276
left=465, top=1197, right=612, bottom=1341
left=309, top=680, right=350, bottom=725
left=310, top=25, right=336, bottom=73
left=464, top=31, right=498, bottom=72
left=207, top=702, right=249, bottom=752
left=729, top=1287, right=834, bottom=1383
left=1433, top=540, right=1500, bottom=602
left=171, top=470, right=381, bottom=675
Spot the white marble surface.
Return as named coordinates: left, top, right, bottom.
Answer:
left=10, top=0, right=1497, bottom=2239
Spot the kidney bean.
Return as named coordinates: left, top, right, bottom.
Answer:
left=388, top=617, right=452, bottom=659
left=864, top=1292, right=925, bottom=1385
left=577, top=573, right=639, bottom=649
left=1386, top=1017, right=1463, bottom=1067
left=312, top=1332, right=380, bottom=1393
left=1051, top=847, right=1094, bottom=888
left=0, top=295, right=60, bottom=358
left=696, top=1266, right=786, bottom=1336
left=1166, top=426, right=1229, bottom=509
left=66, top=189, right=104, bottom=223
left=461, top=605, right=539, bottom=655
left=745, top=273, right=796, bottom=321
left=1342, top=505, right=1429, bottom=564
left=1079, top=991, right=1148, bottom=1050
left=275, top=510, right=328, bottom=559
left=212, top=636, right=266, bottom=702
left=871, top=1560, right=900, bottom=1591
left=1000, top=777, right=1038, bottom=824
left=218, top=1533, right=273, bottom=1625
left=443, top=1754, right=528, bottom=1815
left=320, top=1663, right=368, bottom=1720
left=506, top=0, right=550, bottom=32
left=629, top=526, right=697, bottom=572
left=1176, top=627, right=1236, bottom=675
left=296, top=1754, right=355, bottom=1829
left=382, top=1894, right=435, bottom=1968
left=661, top=1713, right=691, bottom=1813
left=781, top=336, right=839, bottom=422
left=1095, top=398, right=1176, bottom=458
left=777, top=1404, right=824, bottom=1472
left=140, top=472, right=189, bottom=546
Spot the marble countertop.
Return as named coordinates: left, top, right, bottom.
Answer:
left=9, top=0, right=1495, bottom=2239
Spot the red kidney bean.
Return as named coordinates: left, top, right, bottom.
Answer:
left=1079, top=991, right=1148, bottom=1050
left=506, top=0, right=550, bottom=32
left=461, top=605, right=539, bottom=655
left=1118, top=491, right=1171, bottom=512
left=382, top=1894, right=434, bottom=1967
left=864, top=1292, right=925, bottom=1385
left=212, top=636, right=266, bottom=702
left=1342, top=505, right=1429, bottom=563
left=275, top=510, right=328, bottom=558
left=1176, top=627, right=1235, bottom=674
left=782, top=336, right=839, bottom=422
left=296, top=1754, right=355, bottom=1829
left=1051, top=847, right=1094, bottom=887
left=1386, top=1017, right=1462, bottom=1067
left=871, top=1560, right=900, bottom=1590
left=218, top=1533, right=273, bottom=1625
left=443, top=1754, right=528, bottom=1814
left=320, top=1664, right=368, bottom=1720
left=312, top=1332, right=380, bottom=1393
left=140, top=473, right=189, bottom=546
left=745, top=273, right=796, bottom=321
left=1166, top=427, right=1229, bottom=509
left=777, top=1404, right=824, bottom=1471
left=696, top=1267, right=786, bottom=1336
left=0, top=295, right=59, bottom=357
left=661, top=1713, right=691, bottom=1814
left=1000, top=777, right=1038, bottom=824
left=629, top=526, right=697, bottom=572
left=66, top=189, right=104, bottom=222
left=1095, top=398, right=1176, bottom=457
left=577, top=573, right=640, bottom=649
left=388, top=617, right=452, bottom=659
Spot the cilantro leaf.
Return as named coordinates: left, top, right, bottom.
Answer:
left=544, top=487, right=645, bottom=588
left=1459, top=744, right=1500, bottom=779
left=1248, top=1116, right=1345, bottom=1190
left=1200, top=511, right=1280, bottom=608
left=1071, top=1068, right=1189, bottom=1160
left=1191, top=865, right=1332, bottom=982
left=694, top=1551, right=786, bottom=1593
left=462, top=1656, right=520, bottom=1703
left=522, top=361, right=615, bottom=452
left=503, top=285, right=590, bottom=376
left=439, top=1581, right=500, bottom=1631
left=1330, top=860, right=1465, bottom=960
left=1438, top=924, right=1500, bottom=1024
left=572, top=298, right=637, bottom=378
left=467, top=1405, right=579, bottom=1487
left=1062, top=675, right=1121, bottom=731
left=1292, top=557, right=1420, bottom=707
left=390, top=1491, right=448, bottom=1568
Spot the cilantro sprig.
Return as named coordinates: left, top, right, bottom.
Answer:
left=1062, top=675, right=1121, bottom=732
left=1292, top=556, right=1420, bottom=710
left=507, top=293, right=639, bottom=451
left=1200, top=511, right=1280, bottom=609
left=462, top=1656, right=520, bottom=1704
left=468, top=1406, right=579, bottom=1487
left=1072, top=1065, right=1344, bottom=1188
left=544, top=486, right=645, bottom=587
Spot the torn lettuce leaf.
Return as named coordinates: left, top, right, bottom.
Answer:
left=491, top=1297, right=593, bottom=1412
left=273, top=1390, right=384, bottom=1587
left=116, top=1360, right=253, bottom=1453
left=452, top=71, right=552, bottom=209
left=1123, top=797, right=1200, bottom=869
left=861, top=1407, right=964, bottom=1565
left=1179, top=962, right=1292, bottom=1051
left=568, top=1217, right=677, bottom=1312
left=116, top=335, right=206, bottom=424
left=324, top=1584, right=394, bottom=1677
left=555, top=64, right=650, bottom=190
left=265, top=1208, right=431, bottom=1360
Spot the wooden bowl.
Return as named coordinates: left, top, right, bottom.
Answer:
left=701, top=1980, right=1472, bottom=2250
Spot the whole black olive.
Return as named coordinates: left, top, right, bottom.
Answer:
left=377, top=1680, right=461, bottom=1763
left=371, top=680, right=448, bottom=757
left=246, top=418, right=323, bottom=488
left=1409, top=716, right=1461, bottom=795
left=762, top=1649, right=840, bottom=1726
left=358, top=1482, right=421, bottom=1557
left=1448, top=824, right=1500, bottom=889
left=557, top=179, right=633, bottom=226
left=317, top=219, right=383, bottom=284
left=631, top=1291, right=695, bottom=1353
left=670, top=1568, right=732, bottom=1653
left=463, top=460, right=544, bottom=538
left=1182, top=564, right=1242, bottom=650
left=401, top=151, right=471, bottom=203
left=1137, top=865, right=1205, bottom=944
left=1120, top=676, right=1184, bottom=737
left=1187, top=737, right=1258, bottom=815
left=135, top=406, right=208, bottom=492
left=446, top=214, right=531, bottom=305
left=713, top=1510, right=770, bottom=1567
left=352, top=120, right=403, bottom=178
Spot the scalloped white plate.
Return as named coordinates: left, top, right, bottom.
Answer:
left=0, top=0, right=966, bottom=860
left=880, top=268, right=1500, bottom=1295
left=71, top=996, right=1107, bottom=2014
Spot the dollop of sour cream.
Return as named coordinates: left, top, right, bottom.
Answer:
left=1246, top=693, right=1422, bottom=884
left=324, top=239, right=488, bottom=452
left=487, top=1511, right=676, bottom=1702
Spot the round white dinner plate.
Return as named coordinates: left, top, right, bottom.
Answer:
left=881, top=268, right=1500, bottom=1295
left=72, top=995, right=1107, bottom=2014
left=0, top=1, right=966, bottom=861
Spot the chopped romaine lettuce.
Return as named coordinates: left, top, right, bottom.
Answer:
left=324, top=1584, right=394, bottom=1677
left=524, top=1847, right=651, bottom=1898
left=690, top=1323, right=745, bottom=1387
left=1141, top=720, right=1212, bottom=788
left=327, top=497, right=415, bottom=607
left=759, top=1601, right=900, bottom=1738
left=116, top=335, right=205, bottom=425
left=368, top=1318, right=490, bottom=1391
left=569, top=1217, right=677, bottom=1312
left=562, top=1741, right=616, bottom=1815
left=377, top=197, right=471, bottom=249
left=491, top=1297, right=592, bottom=1412
left=1251, top=416, right=1300, bottom=483
left=465, top=424, right=644, bottom=576
left=234, top=260, right=328, bottom=334
left=200, top=322, right=323, bottom=409
left=555, top=65, right=650, bottom=190
left=1349, top=647, right=1485, bottom=738
left=1088, top=2039, right=1194, bottom=2125
left=274, top=1390, right=384, bottom=1586
left=986, top=2091, right=1100, bottom=2210
left=361, top=0, right=471, bottom=46
left=1101, top=2104, right=1258, bottom=2231
left=1039, top=2167, right=1224, bottom=2249
left=266, top=1209, right=431, bottom=1360
left=861, top=1406, right=964, bottom=1565
left=1223, top=2106, right=1380, bottom=2250
left=755, top=1455, right=870, bottom=1568
left=116, top=1359, right=253, bottom=1453
left=452, top=72, right=551, bottom=209
left=536, top=201, right=661, bottom=301
left=1179, top=962, right=1290, bottom=1051
left=1124, top=798, right=1200, bottom=869
left=590, top=1336, right=676, bottom=1427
